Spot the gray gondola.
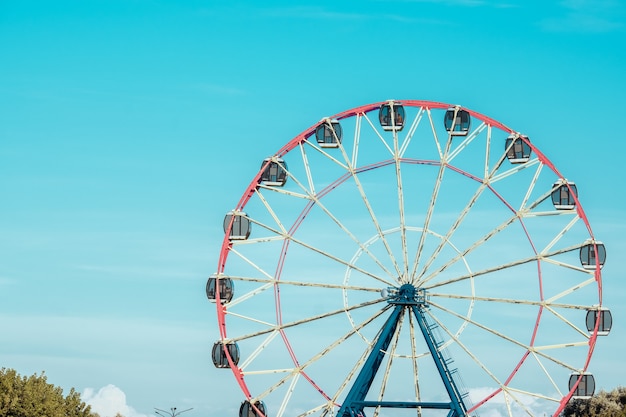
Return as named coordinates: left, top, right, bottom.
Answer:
left=579, top=240, right=606, bottom=270
left=551, top=181, right=578, bottom=210
left=586, top=307, right=612, bottom=336
left=259, top=157, right=288, bottom=187
left=212, top=341, right=240, bottom=368
left=569, top=373, right=595, bottom=399
left=239, top=400, right=267, bottom=417
left=224, top=211, right=251, bottom=240
left=379, top=101, right=405, bottom=131
left=315, top=118, right=342, bottom=148
left=206, top=274, right=234, bottom=303
left=505, top=134, right=532, bottom=164
left=444, top=107, right=471, bottom=136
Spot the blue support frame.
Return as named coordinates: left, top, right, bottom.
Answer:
left=337, top=285, right=468, bottom=417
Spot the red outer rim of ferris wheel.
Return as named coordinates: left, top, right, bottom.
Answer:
left=214, top=100, right=602, bottom=417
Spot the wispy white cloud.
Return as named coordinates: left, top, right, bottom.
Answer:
left=559, top=0, right=620, bottom=11
left=467, top=386, right=559, bottom=416
left=260, top=5, right=452, bottom=25
left=376, top=0, right=520, bottom=8
left=262, top=6, right=370, bottom=20
left=540, top=0, right=624, bottom=32
left=541, top=13, right=623, bottom=32
left=83, top=384, right=152, bottom=417
left=0, top=276, right=14, bottom=286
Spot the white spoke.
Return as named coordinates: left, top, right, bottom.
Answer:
left=408, top=313, right=422, bottom=417
left=409, top=126, right=453, bottom=282
left=394, top=124, right=410, bottom=280
left=500, top=387, right=541, bottom=417
left=426, top=108, right=443, bottom=159
left=531, top=352, right=563, bottom=399
left=544, top=276, right=596, bottom=305
left=418, top=182, right=558, bottom=287
left=229, top=275, right=381, bottom=292
left=490, top=158, right=540, bottom=184
left=226, top=309, right=275, bottom=327
left=447, top=122, right=486, bottom=162
left=351, top=114, right=362, bottom=167
left=541, top=215, right=580, bottom=254
left=413, top=144, right=515, bottom=284
left=298, top=198, right=398, bottom=281
left=334, top=126, right=404, bottom=279
left=425, top=243, right=582, bottom=289
left=373, top=311, right=404, bottom=417
left=416, top=133, right=530, bottom=283
left=276, top=372, right=301, bottom=417
left=399, top=107, right=424, bottom=157
left=429, top=292, right=593, bottom=310
left=229, top=298, right=384, bottom=343
left=519, top=160, right=543, bottom=210
left=414, top=182, right=491, bottom=283
left=276, top=155, right=398, bottom=281
left=231, top=235, right=286, bottom=246
left=255, top=189, right=289, bottom=235
left=544, top=305, right=592, bottom=339
left=303, top=139, right=349, bottom=170
left=484, top=124, right=491, bottom=178
left=429, top=300, right=580, bottom=371
left=299, top=403, right=329, bottom=417
left=362, top=113, right=394, bottom=156
left=315, top=307, right=393, bottom=405
left=324, top=343, right=373, bottom=417
left=242, top=213, right=394, bottom=286
left=257, top=184, right=311, bottom=200
left=426, top=309, right=505, bottom=394
left=419, top=213, right=520, bottom=287
left=239, top=331, right=281, bottom=370
left=299, top=142, right=316, bottom=195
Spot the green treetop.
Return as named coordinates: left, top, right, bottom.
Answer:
left=0, top=368, right=98, bottom=417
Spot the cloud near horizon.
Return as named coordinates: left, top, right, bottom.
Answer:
left=467, top=386, right=557, bottom=416
left=82, top=385, right=151, bottom=417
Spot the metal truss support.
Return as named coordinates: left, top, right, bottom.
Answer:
left=337, top=284, right=467, bottom=417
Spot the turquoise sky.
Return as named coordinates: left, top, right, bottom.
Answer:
left=1, top=1, right=625, bottom=416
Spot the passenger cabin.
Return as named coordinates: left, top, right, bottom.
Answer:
left=212, top=341, right=240, bottom=368
left=569, top=373, right=595, bottom=399
left=505, top=135, right=532, bottom=164
left=379, top=101, right=405, bottom=131
left=551, top=181, right=578, bottom=210
left=259, top=157, right=288, bottom=187
left=224, top=211, right=251, bottom=240
left=315, top=119, right=342, bottom=148
left=444, top=107, right=471, bottom=136
left=579, top=240, right=606, bottom=270
left=239, top=401, right=267, bottom=417
left=206, top=275, right=234, bottom=303
left=586, top=308, right=612, bottom=336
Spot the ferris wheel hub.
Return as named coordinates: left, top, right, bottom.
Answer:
left=382, top=284, right=429, bottom=306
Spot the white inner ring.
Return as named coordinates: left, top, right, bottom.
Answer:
left=342, top=226, right=475, bottom=358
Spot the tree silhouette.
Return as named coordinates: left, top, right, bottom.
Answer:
left=0, top=368, right=98, bottom=417
left=562, top=387, right=626, bottom=417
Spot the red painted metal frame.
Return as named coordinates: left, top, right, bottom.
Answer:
left=214, top=100, right=603, bottom=417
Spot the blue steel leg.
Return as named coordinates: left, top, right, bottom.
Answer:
left=337, top=305, right=404, bottom=417
left=337, top=288, right=468, bottom=417
left=411, top=305, right=467, bottom=417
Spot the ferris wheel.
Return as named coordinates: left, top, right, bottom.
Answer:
left=207, top=100, right=612, bottom=417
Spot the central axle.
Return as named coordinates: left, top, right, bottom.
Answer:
left=382, top=283, right=428, bottom=305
